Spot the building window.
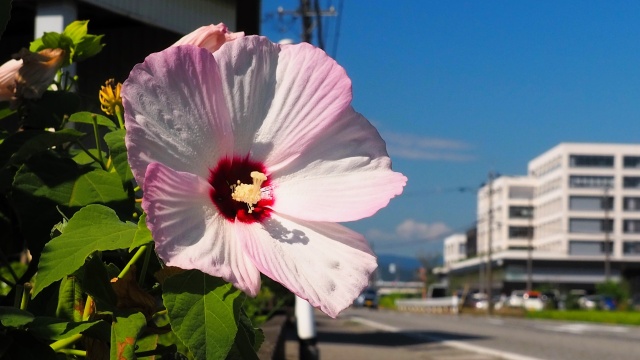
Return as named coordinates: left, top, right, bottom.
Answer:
left=509, top=226, right=533, bottom=238
left=509, top=186, right=534, bottom=199
left=624, top=177, right=640, bottom=189
left=624, top=197, right=640, bottom=211
left=623, top=242, right=640, bottom=255
left=569, top=196, right=613, bottom=211
left=569, top=240, right=612, bottom=255
left=569, top=176, right=613, bottom=188
left=623, top=220, right=640, bottom=233
left=569, top=218, right=613, bottom=233
left=509, top=206, right=533, bottom=218
left=624, top=156, right=640, bottom=168
left=569, top=155, right=614, bottom=168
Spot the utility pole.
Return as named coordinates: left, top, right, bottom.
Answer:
left=277, top=0, right=337, bottom=50
left=486, top=171, right=496, bottom=315
left=526, top=200, right=533, bottom=292
left=603, top=183, right=612, bottom=282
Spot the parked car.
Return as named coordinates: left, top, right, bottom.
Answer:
left=578, top=295, right=616, bottom=310
left=508, top=290, right=526, bottom=308
left=522, top=291, right=544, bottom=311
left=463, top=292, right=488, bottom=309
left=354, top=288, right=379, bottom=309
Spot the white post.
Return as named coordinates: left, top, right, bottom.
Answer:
left=295, top=296, right=318, bottom=360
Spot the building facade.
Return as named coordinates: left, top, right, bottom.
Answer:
left=445, top=143, right=640, bottom=295
left=443, top=233, right=467, bottom=267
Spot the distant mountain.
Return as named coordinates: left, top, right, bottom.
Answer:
left=375, top=253, right=443, bottom=282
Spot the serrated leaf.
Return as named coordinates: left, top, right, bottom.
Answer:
left=111, top=311, right=146, bottom=360
left=130, top=213, right=152, bottom=251
left=28, top=317, right=105, bottom=340
left=163, top=270, right=244, bottom=360
left=32, top=205, right=137, bottom=297
left=56, top=275, right=84, bottom=322
left=7, top=128, right=85, bottom=166
left=226, top=310, right=261, bottom=360
left=0, top=307, right=34, bottom=328
left=68, top=111, right=116, bottom=129
left=104, top=129, right=133, bottom=183
left=62, top=20, right=88, bottom=44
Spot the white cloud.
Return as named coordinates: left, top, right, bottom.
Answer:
left=382, top=132, right=474, bottom=162
left=366, top=219, right=451, bottom=242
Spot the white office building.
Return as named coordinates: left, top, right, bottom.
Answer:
left=443, top=234, right=467, bottom=267
left=444, top=143, right=640, bottom=294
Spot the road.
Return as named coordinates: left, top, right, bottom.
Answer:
left=341, top=307, right=640, bottom=360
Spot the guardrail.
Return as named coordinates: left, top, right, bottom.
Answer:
left=395, top=297, right=460, bottom=314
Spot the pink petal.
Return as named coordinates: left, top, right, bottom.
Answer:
left=123, top=45, right=233, bottom=186
left=143, top=162, right=261, bottom=296
left=270, top=108, right=407, bottom=222
left=0, top=59, right=21, bottom=101
left=236, top=213, right=377, bottom=317
left=213, top=36, right=351, bottom=162
left=172, top=23, right=244, bottom=53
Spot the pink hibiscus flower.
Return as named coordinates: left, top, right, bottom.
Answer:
left=122, top=36, right=406, bottom=317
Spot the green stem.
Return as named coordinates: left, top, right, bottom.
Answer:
left=138, top=244, right=152, bottom=285
left=115, top=104, right=125, bottom=129
left=58, top=348, right=86, bottom=356
left=20, top=283, right=31, bottom=310
left=91, top=115, right=105, bottom=166
left=0, top=274, right=15, bottom=287
left=118, top=245, right=149, bottom=279
left=133, top=185, right=141, bottom=192
left=50, top=334, right=83, bottom=352
left=75, top=141, right=107, bottom=171
left=82, top=296, right=94, bottom=321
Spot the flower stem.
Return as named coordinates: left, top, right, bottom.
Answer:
left=50, top=334, right=83, bottom=352
left=75, top=141, right=107, bottom=171
left=139, top=244, right=152, bottom=285
left=115, top=104, right=125, bottom=129
left=58, top=348, right=86, bottom=356
left=20, top=283, right=31, bottom=310
left=82, top=296, right=94, bottom=321
left=118, top=245, right=149, bottom=279
left=91, top=115, right=105, bottom=167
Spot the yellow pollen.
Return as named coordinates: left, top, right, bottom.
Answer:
left=99, top=78, right=123, bottom=116
left=231, top=171, right=267, bottom=213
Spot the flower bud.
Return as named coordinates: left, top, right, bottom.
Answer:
left=0, top=58, right=22, bottom=102
left=14, top=48, right=65, bottom=100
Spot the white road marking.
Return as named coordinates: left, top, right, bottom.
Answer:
left=535, top=323, right=629, bottom=334
left=349, top=316, right=545, bottom=360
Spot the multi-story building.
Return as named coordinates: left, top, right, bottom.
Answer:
left=444, top=143, right=640, bottom=295
left=443, top=234, right=467, bottom=267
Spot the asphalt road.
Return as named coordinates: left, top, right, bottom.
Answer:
left=342, top=307, right=640, bottom=360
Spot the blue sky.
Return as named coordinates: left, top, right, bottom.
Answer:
left=260, top=1, right=640, bottom=258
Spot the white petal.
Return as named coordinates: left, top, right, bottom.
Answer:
left=236, top=213, right=377, bottom=317
left=143, top=162, right=260, bottom=296
left=270, top=108, right=407, bottom=222
left=123, top=45, right=233, bottom=186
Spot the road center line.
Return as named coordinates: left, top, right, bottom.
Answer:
left=349, top=316, right=546, bottom=360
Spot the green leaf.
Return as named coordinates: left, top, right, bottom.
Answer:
left=72, top=148, right=107, bottom=166
left=130, top=213, right=152, bottom=251
left=0, top=0, right=12, bottom=40
left=68, top=111, right=116, bottom=129
left=81, top=253, right=117, bottom=311
left=104, top=129, right=133, bottom=183
left=0, top=102, right=15, bottom=120
left=41, top=32, right=61, bottom=49
left=1, top=330, right=57, bottom=360
left=29, top=37, right=44, bottom=52
left=32, top=204, right=137, bottom=297
left=62, top=20, right=88, bottom=44
left=7, top=128, right=85, bottom=166
left=28, top=317, right=105, bottom=340
left=163, top=270, right=244, bottom=360
left=226, top=310, right=261, bottom=360
left=0, top=307, right=34, bottom=328
left=74, top=34, right=104, bottom=61
left=55, top=275, right=84, bottom=322
left=111, top=311, right=147, bottom=360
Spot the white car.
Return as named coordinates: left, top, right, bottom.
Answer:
left=522, top=291, right=544, bottom=311
left=508, top=290, right=526, bottom=307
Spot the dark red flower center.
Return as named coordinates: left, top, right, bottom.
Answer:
left=208, top=156, right=273, bottom=223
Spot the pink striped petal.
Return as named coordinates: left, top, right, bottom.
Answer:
left=123, top=46, right=233, bottom=186
left=270, top=108, right=407, bottom=222
left=143, top=162, right=261, bottom=296
left=236, top=213, right=377, bottom=318
left=172, top=23, right=244, bottom=53
left=213, top=36, right=352, bottom=165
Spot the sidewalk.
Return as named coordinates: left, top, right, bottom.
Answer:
left=283, top=311, right=503, bottom=360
